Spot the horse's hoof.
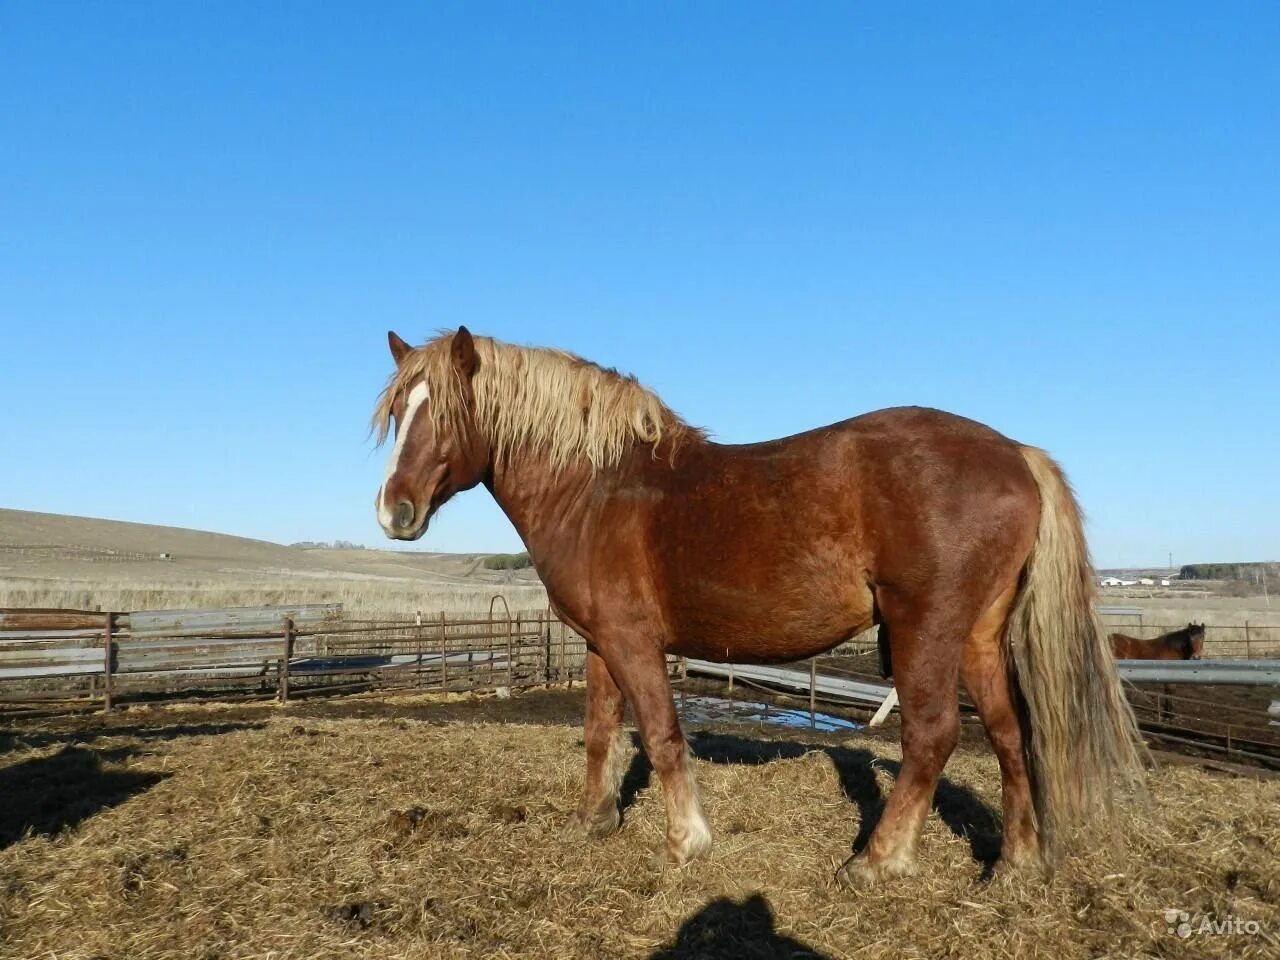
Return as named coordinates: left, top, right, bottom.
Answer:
left=835, top=853, right=915, bottom=889
left=653, top=842, right=708, bottom=870
left=835, top=857, right=876, bottom=889
left=563, top=806, right=620, bottom=840
left=991, top=848, right=1044, bottom=879
left=656, top=825, right=714, bottom=869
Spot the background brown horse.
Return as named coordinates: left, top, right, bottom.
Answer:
left=1111, top=622, right=1205, bottom=660
left=372, top=327, right=1146, bottom=886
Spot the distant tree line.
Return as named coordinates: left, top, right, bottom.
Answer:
left=1179, top=561, right=1279, bottom=582
left=290, top=540, right=368, bottom=550
left=482, top=552, right=533, bottom=571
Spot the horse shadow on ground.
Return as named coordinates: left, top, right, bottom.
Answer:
left=0, top=745, right=171, bottom=850
left=0, top=720, right=261, bottom=850
left=0, top=720, right=265, bottom=755
left=649, top=893, right=831, bottom=960
left=621, top=730, right=1003, bottom=873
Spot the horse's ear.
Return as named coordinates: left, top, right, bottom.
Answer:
left=451, top=325, right=478, bottom=378
left=388, top=331, right=413, bottom=365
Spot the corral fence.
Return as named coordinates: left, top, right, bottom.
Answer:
left=0, top=603, right=590, bottom=709
left=679, top=651, right=1280, bottom=769
left=669, top=606, right=1280, bottom=771
left=2, top=602, right=1277, bottom=770
left=825, top=610, right=1280, bottom=661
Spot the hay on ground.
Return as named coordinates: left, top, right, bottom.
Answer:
left=0, top=694, right=1277, bottom=959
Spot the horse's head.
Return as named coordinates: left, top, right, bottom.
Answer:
left=374, top=327, right=488, bottom=541
left=1187, top=622, right=1206, bottom=659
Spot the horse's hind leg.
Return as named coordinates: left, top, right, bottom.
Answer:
left=837, top=596, right=964, bottom=887
left=959, top=585, right=1041, bottom=872
left=565, top=650, right=627, bottom=838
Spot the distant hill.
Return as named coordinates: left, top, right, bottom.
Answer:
left=0, top=508, right=312, bottom=569
left=0, top=508, right=543, bottom=617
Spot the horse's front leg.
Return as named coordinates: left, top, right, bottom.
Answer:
left=603, top=639, right=712, bottom=866
left=565, top=649, right=627, bottom=838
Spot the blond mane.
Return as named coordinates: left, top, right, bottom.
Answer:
left=371, top=333, right=704, bottom=471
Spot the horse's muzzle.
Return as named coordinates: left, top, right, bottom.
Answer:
left=393, top=501, right=415, bottom=531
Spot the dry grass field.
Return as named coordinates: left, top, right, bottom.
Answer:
left=0, top=691, right=1277, bottom=960
left=0, top=509, right=546, bottom=618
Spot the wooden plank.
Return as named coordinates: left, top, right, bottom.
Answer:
left=0, top=663, right=105, bottom=679
left=119, top=639, right=299, bottom=658
left=126, top=603, right=342, bottom=636
left=0, top=629, right=114, bottom=644
left=687, top=659, right=894, bottom=705
left=0, top=648, right=104, bottom=668
left=0, top=610, right=107, bottom=631
left=868, top=687, right=899, bottom=727
left=115, top=652, right=279, bottom=671
left=114, top=654, right=279, bottom=672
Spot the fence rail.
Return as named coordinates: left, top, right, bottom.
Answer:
left=0, top=603, right=590, bottom=707
left=1, top=603, right=1277, bottom=770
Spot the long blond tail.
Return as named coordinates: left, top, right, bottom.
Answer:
left=1006, top=447, right=1148, bottom=860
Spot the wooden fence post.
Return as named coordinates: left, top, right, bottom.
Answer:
left=102, top=612, right=115, bottom=713
left=1244, top=620, right=1251, bottom=659
left=278, top=617, right=295, bottom=703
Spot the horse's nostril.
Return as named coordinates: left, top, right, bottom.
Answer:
left=394, top=501, right=415, bottom=530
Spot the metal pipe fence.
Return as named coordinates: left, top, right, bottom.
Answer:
left=0, top=603, right=591, bottom=709
left=3, top=604, right=1276, bottom=770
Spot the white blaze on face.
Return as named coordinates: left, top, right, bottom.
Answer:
left=377, top=381, right=430, bottom=530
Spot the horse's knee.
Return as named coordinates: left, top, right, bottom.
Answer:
left=900, top=709, right=959, bottom=770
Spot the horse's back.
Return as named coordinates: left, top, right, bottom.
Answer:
left=1110, top=633, right=1138, bottom=658
left=639, top=406, right=1041, bottom=660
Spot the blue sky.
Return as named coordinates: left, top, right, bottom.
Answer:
left=1, top=2, right=1277, bottom=567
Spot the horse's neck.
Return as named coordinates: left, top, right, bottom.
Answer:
left=483, top=445, right=605, bottom=560
left=1162, top=627, right=1190, bottom=656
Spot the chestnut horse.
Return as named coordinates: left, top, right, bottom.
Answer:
left=372, top=328, right=1146, bottom=885
left=1111, top=623, right=1205, bottom=660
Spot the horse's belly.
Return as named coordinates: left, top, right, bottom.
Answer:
left=666, top=595, right=874, bottom=665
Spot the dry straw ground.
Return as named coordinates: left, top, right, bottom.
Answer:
left=1, top=692, right=1277, bottom=960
